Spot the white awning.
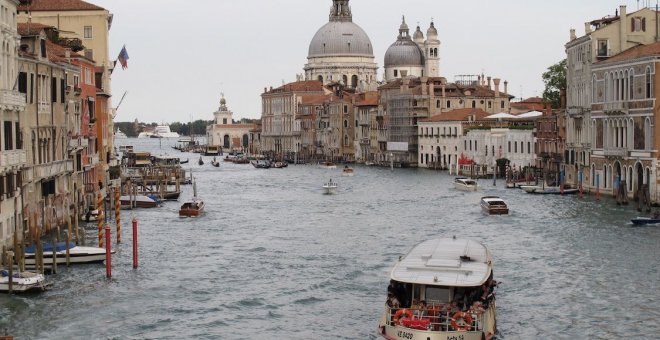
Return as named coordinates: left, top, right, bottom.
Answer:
left=516, top=110, right=543, bottom=118
left=485, top=112, right=516, bottom=119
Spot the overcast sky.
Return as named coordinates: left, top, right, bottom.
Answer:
left=91, top=0, right=648, bottom=123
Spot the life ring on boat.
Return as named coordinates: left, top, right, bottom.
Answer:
left=450, top=312, right=473, bottom=331
left=393, top=309, right=413, bottom=325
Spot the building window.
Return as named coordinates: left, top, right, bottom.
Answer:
left=84, top=26, right=93, bottom=39
left=629, top=70, right=634, bottom=100
left=222, top=118, right=227, bottom=124
left=394, top=70, right=398, bottom=77
left=4, top=122, right=13, bottom=151
left=471, top=100, right=476, bottom=108
left=508, top=141, right=511, bottom=152
left=597, top=40, right=608, bottom=57
left=500, top=101, right=505, bottom=109
left=528, top=142, right=531, bottom=153
left=436, top=100, right=440, bottom=108
left=446, top=100, right=451, bottom=108
left=631, top=17, right=646, bottom=32
left=488, top=101, right=492, bottom=109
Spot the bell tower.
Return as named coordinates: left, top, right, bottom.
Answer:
left=424, top=21, right=440, bottom=77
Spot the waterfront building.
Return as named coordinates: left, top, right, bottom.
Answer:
left=565, top=5, right=658, bottom=191
left=378, top=76, right=512, bottom=167
left=248, top=122, right=262, bottom=156
left=0, top=0, right=26, bottom=248
left=384, top=17, right=440, bottom=82
left=295, top=94, right=326, bottom=163
left=260, top=80, right=325, bottom=160
left=206, top=95, right=254, bottom=152
left=314, top=83, right=356, bottom=162
left=17, top=23, right=78, bottom=233
left=418, top=108, right=491, bottom=169
left=353, top=91, right=378, bottom=163
left=534, top=108, right=565, bottom=181
left=18, top=0, right=115, bottom=184
left=461, top=127, right=536, bottom=174
left=590, top=42, right=660, bottom=200
left=304, top=0, right=378, bottom=91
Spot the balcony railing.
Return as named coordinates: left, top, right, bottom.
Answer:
left=33, top=160, right=73, bottom=180
left=603, top=101, right=628, bottom=113
left=38, top=101, right=51, bottom=114
left=0, top=90, right=26, bottom=110
left=603, top=148, right=628, bottom=157
left=0, top=150, right=27, bottom=168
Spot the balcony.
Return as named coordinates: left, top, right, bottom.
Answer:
left=359, top=119, right=369, bottom=126
left=378, top=131, right=388, bottom=142
left=38, top=101, right=51, bottom=114
left=567, top=106, right=586, bottom=116
left=603, top=148, right=628, bottom=157
left=33, top=160, right=74, bottom=180
left=89, top=154, right=100, bottom=165
left=0, top=90, right=26, bottom=111
left=0, top=150, right=27, bottom=168
left=360, top=138, right=370, bottom=145
left=603, top=101, right=628, bottom=114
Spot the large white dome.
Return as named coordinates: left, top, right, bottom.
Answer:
left=308, top=21, right=374, bottom=58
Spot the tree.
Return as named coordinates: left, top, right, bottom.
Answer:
left=542, top=59, right=566, bottom=109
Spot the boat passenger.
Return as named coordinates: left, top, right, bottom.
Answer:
left=414, top=300, right=427, bottom=319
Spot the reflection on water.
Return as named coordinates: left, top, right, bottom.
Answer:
left=0, top=138, right=658, bottom=339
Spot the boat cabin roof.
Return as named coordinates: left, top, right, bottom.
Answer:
left=390, top=238, right=492, bottom=287
left=481, top=196, right=505, bottom=203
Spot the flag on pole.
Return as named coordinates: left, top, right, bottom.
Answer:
left=118, top=45, right=129, bottom=69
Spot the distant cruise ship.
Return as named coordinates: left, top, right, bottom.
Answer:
left=138, top=125, right=180, bottom=138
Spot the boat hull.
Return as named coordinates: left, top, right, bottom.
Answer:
left=454, top=183, right=478, bottom=191
left=481, top=203, right=509, bottom=215
left=0, top=272, right=48, bottom=293
left=631, top=217, right=660, bottom=225
left=322, top=185, right=337, bottom=194
left=23, top=246, right=113, bottom=267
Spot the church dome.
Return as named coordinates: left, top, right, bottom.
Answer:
left=384, top=17, right=424, bottom=67
left=308, top=21, right=374, bottom=57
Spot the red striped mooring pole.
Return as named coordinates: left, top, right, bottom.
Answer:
left=132, top=217, right=138, bottom=269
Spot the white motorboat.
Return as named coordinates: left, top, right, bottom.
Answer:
left=120, top=195, right=161, bottom=209
left=114, top=129, right=127, bottom=138
left=323, top=179, right=338, bottom=194
left=24, top=242, right=114, bottom=268
left=480, top=196, right=509, bottom=215
left=0, top=269, right=48, bottom=293
left=319, top=161, right=337, bottom=169
left=341, top=166, right=354, bottom=177
left=153, top=125, right=180, bottom=138
left=520, top=185, right=579, bottom=195
left=454, top=177, right=479, bottom=191
left=378, top=237, right=497, bottom=340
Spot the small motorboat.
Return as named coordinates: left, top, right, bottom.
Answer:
left=24, top=242, right=114, bottom=268
left=180, top=158, right=189, bottom=164
left=120, top=195, right=160, bottom=209
left=454, top=177, right=479, bottom=191
left=319, top=161, right=337, bottom=169
left=520, top=185, right=579, bottom=195
left=180, top=180, right=204, bottom=217
left=365, top=161, right=375, bottom=166
left=273, top=161, right=288, bottom=168
left=322, top=179, right=338, bottom=194
left=480, top=196, right=509, bottom=215
left=80, top=208, right=99, bottom=222
left=0, top=269, right=48, bottom=293
left=211, top=157, right=220, bottom=167
left=198, top=156, right=204, bottom=166
left=341, top=166, right=354, bottom=177
left=631, top=217, right=660, bottom=225
left=251, top=160, right=271, bottom=169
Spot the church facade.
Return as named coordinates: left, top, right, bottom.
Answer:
left=206, top=95, right=254, bottom=151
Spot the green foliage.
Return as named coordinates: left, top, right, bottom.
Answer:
left=114, top=122, right=137, bottom=137
left=542, top=59, right=566, bottom=109
left=109, top=165, right=121, bottom=180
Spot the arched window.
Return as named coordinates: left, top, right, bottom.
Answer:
left=318, top=75, right=323, bottom=83
left=344, top=135, right=349, bottom=146
left=629, top=69, right=634, bottom=100
left=223, top=135, right=230, bottom=148
left=446, top=100, right=451, bottom=108
left=351, top=75, right=358, bottom=88
left=342, top=75, right=348, bottom=85
left=242, top=134, right=249, bottom=148
left=624, top=70, right=629, bottom=100
left=471, top=100, right=476, bottom=108
left=344, top=120, right=348, bottom=128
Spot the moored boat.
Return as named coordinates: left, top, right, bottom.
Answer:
left=0, top=269, right=48, bottom=293
left=120, top=195, right=160, bottom=209
left=378, top=237, right=497, bottom=340
left=520, top=185, right=579, bottom=195
left=480, top=196, right=509, bottom=215
left=322, top=179, right=338, bottom=194
left=198, top=156, right=204, bottom=166
left=251, top=160, right=271, bottom=169
left=23, top=242, right=114, bottom=268
left=273, top=161, right=288, bottom=168
left=454, top=177, right=479, bottom=191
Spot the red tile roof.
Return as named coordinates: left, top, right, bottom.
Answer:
left=598, top=41, right=660, bottom=64
left=299, top=94, right=329, bottom=105
left=266, top=80, right=324, bottom=94
left=420, top=108, right=491, bottom=123
left=17, top=0, right=105, bottom=11
left=17, top=22, right=53, bottom=36
left=355, top=91, right=379, bottom=106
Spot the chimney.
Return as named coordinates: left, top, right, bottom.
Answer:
left=503, top=80, right=508, bottom=96
left=264, top=87, right=267, bottom=93
left=477, top=75, right=481, bottom=85
left=487, top=77, right=492, bottom=89
left=493, top=78, right=501, bottom=97
left=570, top=28, right=576, bottom=41
left=620, top=5, right=627, bottom=51
left=584, top=22, right=592, bottom=35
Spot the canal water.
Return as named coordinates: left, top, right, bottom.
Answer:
left=1, top=138, right=659, bottom=339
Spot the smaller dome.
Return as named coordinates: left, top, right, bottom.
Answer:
left=413, top=25, right=424, bottom=42
left=427, top=21, right=438, bottom=37
left=384, top=39, right=424, bottom=67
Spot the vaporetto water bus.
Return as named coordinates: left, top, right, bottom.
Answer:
left=378, top=237, right=497, bottom=340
